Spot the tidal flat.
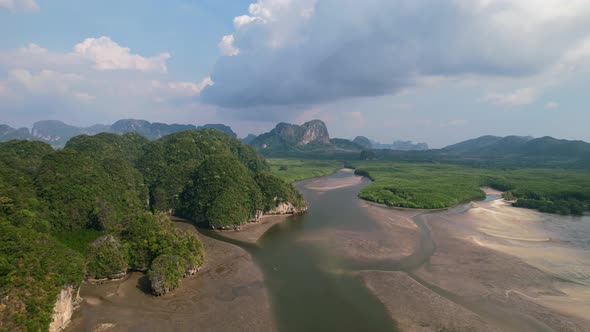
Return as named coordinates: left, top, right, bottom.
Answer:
left=67, top=170, right=590, bottom=331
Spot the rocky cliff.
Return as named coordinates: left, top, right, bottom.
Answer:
left=250, top=119, right=331, bottom=151
left=265, top=202, right=308, bottom=215
left=299, top=120, right=331, bottom=145
left=48, top=285, right=79, bottom=332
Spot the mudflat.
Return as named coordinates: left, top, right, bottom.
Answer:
left=66, top=222, right=276, bottom=332
left=66, top=171, right=590, bottom=332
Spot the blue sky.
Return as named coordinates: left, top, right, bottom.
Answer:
left=1, top=0, right=590, bottom=147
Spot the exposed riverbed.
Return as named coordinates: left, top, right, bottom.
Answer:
left=67, top=170, right=590, bottom=331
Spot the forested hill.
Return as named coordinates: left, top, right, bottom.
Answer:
left=0, top=119, right=237, bottom=147
left=0, top=129, right=304, bottom=331
left=444, top=135, right=590, bottom=157
left=364, top=135, right=590, bottom=169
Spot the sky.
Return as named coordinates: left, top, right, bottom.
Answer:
left=1, top=0, right=589, bottom=147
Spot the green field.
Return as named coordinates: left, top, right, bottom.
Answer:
left=268, top=158, right=343, bottom=183
left=270, top=158, right=590, bottom=215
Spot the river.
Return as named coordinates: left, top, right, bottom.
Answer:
left=67, top=169, right=590, bottom=331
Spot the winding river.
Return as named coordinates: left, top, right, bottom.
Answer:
left=68, top=170, right=590, bottom=331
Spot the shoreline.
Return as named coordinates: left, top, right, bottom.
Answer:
left=66, top=221, right=278, bottom=332
left=66, top=170, right=590, bottom=332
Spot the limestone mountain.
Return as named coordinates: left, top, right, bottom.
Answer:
left=249, top=120, right=363, bottom=156
left=241, top=134, right=258, bottom=144
left=0, top=124, right=31, bottom=141
left=370, top=139, right=429, bottom=151
left=250, top=119, right=331, bottom=149
left=32, top=120, right=110, bottom=145
left=445, top=135, right=590, bottom=160
left=196, top=124, right=237, bottom=138
left=353, top=136, right=372, bottom=149
left=0, top=119, right=237, bottom=147
left=110, top=119, right=196, bottom=140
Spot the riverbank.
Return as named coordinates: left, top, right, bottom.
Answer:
left=66, top=222, right=276, bottom=331
left=66, top=170, right=590, bottom=332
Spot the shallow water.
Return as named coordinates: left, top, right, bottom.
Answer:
left=68, top=170, right=590, bottom=331
left=250, top=172, right=398, bottom=331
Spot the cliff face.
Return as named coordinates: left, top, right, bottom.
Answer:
left=251, top=119, right=331, bottom=150
left=265, top=202, right=308, bottom=215
left=48, top=285, right=79, bottom=332
left=299, top=120, right=330, bottom=145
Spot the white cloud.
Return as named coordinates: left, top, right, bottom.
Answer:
left=218, top=35, right=240, bottom=56
left=74, top=37, right=170, bottom=73
left=544, top=101, right=560, bottom=109
left=231, top=0, right=317, bottom=49
left=151, top=76, right=213, bottom=100
left=203, top=0, right=590, bottom=109
left=0, top=0, right=39, bottom=12
left=234, top=15, right=260, bottom=29
left=0, top=38, right=209, bottom=124
left=8, top=68, right=95, bottom=102
left=484, top=87, right=538, bottom=107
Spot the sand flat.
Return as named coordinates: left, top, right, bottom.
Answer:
left=361, top=271, right=501, bottom=332
left=409, top=199, right=590, bottom=331
left=303, top=171, right=363, bottom=191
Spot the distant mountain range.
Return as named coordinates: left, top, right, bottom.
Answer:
left=3, top=118, right=589, bottom=167
left=444, top=135, right=590, bottom=161
left=373, top=134, right=590, bottom=168
left=248, top=120, right=590, bottom=167
left=352, top=136, right=429, bottom=151
left=0, top=119, right=237, bottom=147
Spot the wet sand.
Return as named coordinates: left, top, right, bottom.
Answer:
left=298, top=171, right=421, bottom=262
left=361, top=271, right=501, bottom=332
left=303, top=168, right=363, bottom=191
left=206, top=215, right=291, bottom=244
left=67, top=172, right=590, bottom=332
left=406, top=199, right=590, bottom=331
left=66, top=223, right=276, bottom=332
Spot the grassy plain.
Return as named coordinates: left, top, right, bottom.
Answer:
left=267, top=158, right=343, bottom=183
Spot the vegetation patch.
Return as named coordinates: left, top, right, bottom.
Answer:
left=351, top=161, right=590, bottom=214
left=86, top=235, right=128, bottom=280
left=0, top=221, right=85, bottom=332
left=268, top=158, right=342, bottom=183
left=148, top=255, right=185, bottom=296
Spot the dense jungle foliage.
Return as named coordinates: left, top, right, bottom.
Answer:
left=0, top=129, right=302, bottom=331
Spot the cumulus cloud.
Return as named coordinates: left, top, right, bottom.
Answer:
left=0, top=37, right=209, bottom=125
left=0, top=0, right=39, bottom=12
left=202, top=0, right=590, bottom=109
left=8, top=68, right=95, bottom=101
left=74, top=37, right=170, bottom=73
left=484, top=87, right=538, bottom=107
left=218, top=35, right=240, bottom=56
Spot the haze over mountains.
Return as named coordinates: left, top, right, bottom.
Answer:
left=0, top=119, right=237, bottom=147
left=352, top=136, right=429, bottom=151
left=2, top=118, right=589, bottom=168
